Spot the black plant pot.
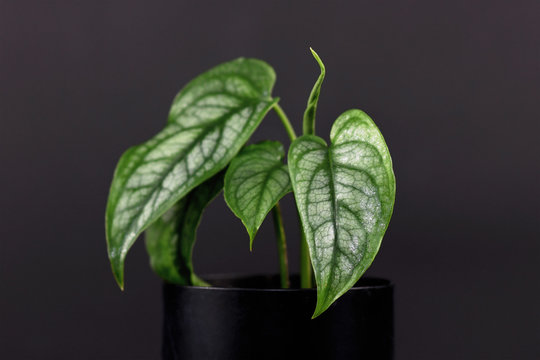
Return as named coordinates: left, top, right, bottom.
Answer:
left=162, top=275, right=393, bottom=360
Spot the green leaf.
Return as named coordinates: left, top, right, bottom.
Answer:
left=145, top=172, right=224, bottom=286
left=303, top=48, right=325, bottom=135
left=288, top=109, right=396, bottom=318
left=106, top=58, right=277, bottom=289
left=224, top=141, right=291, bottom=249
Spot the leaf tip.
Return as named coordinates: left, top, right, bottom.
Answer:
left=309, top=48, right=325, bottom=73
left=113, top=268, right=125, bottom=291
left=311, top=299, right=331, bottom=319
left=109, top=252, right=126, bottom=291
left=249, top=235, right=255, bottom=252
left=247, top=226, right=260, bottom=252
left=311, top=286, right=336, bottom=319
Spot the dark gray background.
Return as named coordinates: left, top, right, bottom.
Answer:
left=1, top=1, right=539, bottom=359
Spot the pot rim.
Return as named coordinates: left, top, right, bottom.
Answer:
left=167, top=273, right=392, bottom=293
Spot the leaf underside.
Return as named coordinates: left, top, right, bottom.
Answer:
left=224, top=141, right=291, bottom=249
left=106, top=58, right=277, bottom=288
left=145, top=172, right=224, bottom=286
left=289, top=109, right=396, bottom=318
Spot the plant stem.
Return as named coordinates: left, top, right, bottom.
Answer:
left=272, top=203, right=290, bottom=289
left=299, top=228, right=312, bottom=288
left=273, top=103, right=313, bottom=288
left=273, top=103, right=297, bottom=141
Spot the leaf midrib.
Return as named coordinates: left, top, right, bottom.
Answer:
left=304, top=140, right=386, bottom=304
left=252, top=162, right=285, bottom=230
left=112, top=99, right=263, bottom=246
left=114, top=79, right=264, bottom=213
left=324, top=145, right=341, bottom=295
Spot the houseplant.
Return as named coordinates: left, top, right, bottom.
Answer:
left=106, top=49, right=396, bottom=359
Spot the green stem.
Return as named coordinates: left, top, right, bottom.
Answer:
left=272, top=203, right=290, bottom=289
left=273, top=103, right=313, bottom=288
left=273, top=103, right=297, bottom=141
left=299, top=227, right=312, bottom=288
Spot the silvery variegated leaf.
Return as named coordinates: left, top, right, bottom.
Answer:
left=224, top=141, right=291, bottom=249
left=106, top=58, right=277, bottom=288
left=288, top=109, right=396, bottom=317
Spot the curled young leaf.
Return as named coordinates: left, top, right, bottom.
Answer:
left=303, top=48, right=325, bottom=135
left=106, top=58, right=277, bottom=288
left=289, top=109, right=395, bottom=318
left=144, top=172, right=224, bottom=286
left=224, top=141, right=291, bottom=249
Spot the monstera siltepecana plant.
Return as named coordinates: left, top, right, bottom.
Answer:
left=106, top=49, right=396, bottom=360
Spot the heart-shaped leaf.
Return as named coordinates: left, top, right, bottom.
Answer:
left=224, top=141, right=291, bottom=249
left=288, top=109, right=396, bottom=317
left=106, top=58, right=277, bottom=288
left=145, top=172, right=224, bottom=286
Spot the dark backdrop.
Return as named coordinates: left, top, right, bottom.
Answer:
left=1, top=1, right=539, bottom=359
